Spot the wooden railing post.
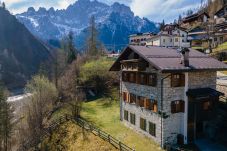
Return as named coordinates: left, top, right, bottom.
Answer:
left=119, top=141, right=122, bottom=151
left=98, top=129, right=100, bottom=137
left=108, top=134, right=110, bottom=143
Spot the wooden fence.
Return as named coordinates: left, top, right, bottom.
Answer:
left=75, top=117, right=135, bottom=151
left=17, top=115, right=135, bottom=151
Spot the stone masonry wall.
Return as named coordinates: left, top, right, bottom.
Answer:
left=121, top=81, right=162, bottom=144
left=120, top=71, right=217, bottom=146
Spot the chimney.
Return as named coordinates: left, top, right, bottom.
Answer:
left=180, top=48, right=190, bottom=67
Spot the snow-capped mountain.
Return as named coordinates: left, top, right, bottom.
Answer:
left=16, top=0, right=159, bottom=49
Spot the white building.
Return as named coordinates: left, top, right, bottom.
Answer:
left=146, top=28, right=190, bottom=48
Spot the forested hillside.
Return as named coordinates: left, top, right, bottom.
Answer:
left=0, top=7, right=51, bottom=89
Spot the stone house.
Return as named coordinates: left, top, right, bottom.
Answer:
left=181, top=12, right=209, bottom=29
left=110, top=45, right=227, bottom=147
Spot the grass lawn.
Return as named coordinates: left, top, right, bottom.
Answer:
left=81, top=97, right=162, bottom=151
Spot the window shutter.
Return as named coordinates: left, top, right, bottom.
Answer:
left=180, top=74, right=185, bottom=86
left=153, top=101, right=158, bottom=113
left=152, top=74, right=157, bottom=86
left=171, top=74, right=175, bottom=87
left=171, top=101, right=176, bottom=113
left=180, top=101, right=185, bottom=112
left=137, top=73, right=141, bottom=84
left=127, top=93, right=130, bottom=103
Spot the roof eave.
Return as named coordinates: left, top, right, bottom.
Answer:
left=161, top=68, right=227, bottom=73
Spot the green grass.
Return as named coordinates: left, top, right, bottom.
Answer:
left=81, top=97, right=162, bottom=151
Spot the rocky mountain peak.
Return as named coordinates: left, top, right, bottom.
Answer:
left=16, top=0, right=159, bottom=49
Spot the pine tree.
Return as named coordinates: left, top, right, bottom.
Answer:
left=0, top=85, right=13, bottom=151
left=67, top=31, right=77, bottom=64
left=2, top=2, right=5, bottom=10
left=87, top=15, right=99, bottom=56
left=178, top=15, right=182, bottom=24
left=159, top=19, right=165, bottom=31
left=61, top=31, right=77, bottom=64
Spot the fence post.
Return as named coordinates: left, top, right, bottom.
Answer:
left=98, top=129, right=100, bottom=137
left=119, top=141, right=122, bottom=151
left=108, top=134, right=110, bottom=143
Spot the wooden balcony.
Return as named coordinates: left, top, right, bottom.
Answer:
left=120, top=59, right=147, bottom=71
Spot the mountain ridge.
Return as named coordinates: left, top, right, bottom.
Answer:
left=16, top=0, right=159, bottom=50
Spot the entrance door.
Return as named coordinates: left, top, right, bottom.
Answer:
left=196, top=122, right=204, bottom=138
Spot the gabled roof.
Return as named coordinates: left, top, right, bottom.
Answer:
left=182, top=11, right=209, bottom=23
left=110, top=45, right=227, bottom=72
left=215, top=4, right=227, bottom=16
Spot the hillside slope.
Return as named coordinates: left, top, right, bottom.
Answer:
left=0, top=7, right=51, bottom=89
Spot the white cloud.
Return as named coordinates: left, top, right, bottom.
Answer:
left=3, top=0, right=201, bottom=22
left=130, top=0, right=200, bottom=22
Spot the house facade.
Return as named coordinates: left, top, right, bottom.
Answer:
left=129, top=32, right=155, bottom=46
left=181, top=12, right=209, bottom=29
left=110, top=45, right=227, bottom=147
left=146, top=28, right=190, bottom=48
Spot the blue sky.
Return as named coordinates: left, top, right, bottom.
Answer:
left=4, top=0, right=202, bottom=22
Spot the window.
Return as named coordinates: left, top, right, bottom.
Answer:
left=147, top=74, right=157, bottom=86
left=203, top=101, right=212, bottom=110
left=149, top=100, right=158, bottom=113
left=129, top=72, right=136, bottom=83
left=149, top=122, right=156, bottom=136
left=170, top=39, right=172, bottom=42
left=124, top=110, right=129, bottom=121
left=138, top=96, right=145, bottom=107
left=130, top=113, right=136, bottom=125
left=171, top=74, right=185, bottom=87
left=163, top=39, right=166, bottom=43
left=139, top=73, right=147, bottom=85
left=171, top=100, right=185, bottom=113
left=175, top=38, right=178, bottom=42
left=182, top=39, right=184, bottom=42
left=129, top=93, right=136, bottom=104
left=122, top=72, right=129, bottom=82
left=140, top=118, right=146, bottom=131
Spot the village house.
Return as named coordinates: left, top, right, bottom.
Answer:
left=146, top=27, right=190, bottom=48
left=187, top=26, right=211, bottom=53
left=110, top=45, right=227, bottom=148
left=129, top=32, right=155, bottom=46
left=180, top=11, right=210, bottom=29
left=214, top=4, right=227, bottom=47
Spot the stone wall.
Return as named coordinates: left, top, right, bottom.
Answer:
left=120, top=71, right=218, bottom=146
left=122, top=102, right=162, bottom=144
left=188, top=71, right=216, bottom=89
left=161, top=73, right=185, bottom=145
left=121, top=81, right=161, bottom=144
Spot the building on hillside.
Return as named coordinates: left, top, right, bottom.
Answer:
left=214, top=4, right=227, bottom=24
left=181, top=12, right=210, bottom=29
left=146, top=28, right=190, bottom=48
left=129, top=32, right=155, bottom=46
left=187, top=26, right=212, bottom=53
left=214, top=4, right=227, bottom=47
left=110, top=45, right=227, bottom=148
